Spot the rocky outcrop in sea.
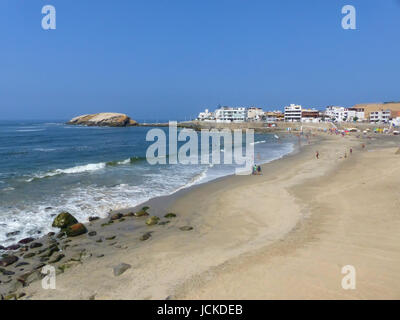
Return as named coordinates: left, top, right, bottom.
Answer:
left=67, top=113, right=138, bottom=127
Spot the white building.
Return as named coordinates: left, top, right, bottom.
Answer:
left=347, top=107, right=365, bottom=122
left=325, top=106, right=366, bottom=122
left=197, top=109, right=215, bottom=121
left=284, top=104, right=302, bottom=122
left=325, top=106, right=347, bottom=122
left=246, top=107, right=264, bottom=122
left=215, top=107, right=247, bottom=123
left=370, top=110, right=391, bottom=123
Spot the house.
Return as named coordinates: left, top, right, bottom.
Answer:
left=284, top=104, right=302, bottom=122
left=301, top=109, right=321, bottom=123
left=246, top=107, right=264, bottom=122
left=197, top=109, right=215, bottom=121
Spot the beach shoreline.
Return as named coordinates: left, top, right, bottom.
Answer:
left=2, top=130, right=400, bottom=300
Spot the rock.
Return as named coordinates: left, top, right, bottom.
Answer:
left=123, top=212, right=135, bottom=217
left=18, top=237, right=35, bottom=245
left=34, top=263, right=46, bottom=270
left=134, top=207, right=150, bottom=217
left=5, top=244, right=20, bottom=251
left=113, top=263, right=131, bottom=276
left=20, top=246, right=29, bottom=252
left=101, top=222, right=112, bottom=227
left=0, top=245, right=4, bottom=250
left=56, top=232, right=66, bottom=239
left=164, top=213, right=177, bottom=218
left=146, top=216, right=160, bottom=226
left=110, top=213, right=123, bottom=220
left=23, top=253, right=36, bottom=259
left=0, top=255, right=18, bottom=267
left=17, top=292, right=26, bottom=299
left=158, top=221, right=170, bottom=226
left=179, top=226, right=193, bottom=231
left=15, top=262, right=30, bottom=267
left=70, top=251, right=84, bottom=262
left=96, top=254, right=104, bottom=258
left=106, top=236, right=116, bottom=240
left=0, top=268, right=15, bottom=276
left=6, top=231, right=20, bottom=237
left=88, top=216, right=100, bottom=222
left=47, top=232, right=56, bottom=237
left=140, top=232, right=152, bottom=241
left=39, top=245, right=59, bottom=259
left=17, top=271, right=41, bottom=286
left=45, top=207, right=53, bottom=211
left=29, top=242, right=43, bottom=249
left=67, top=113, right=138, bottom=127
left=52, top=212, right=78, bottom=229
left=88, top=231, right=97, bottom=237
left=49, top=254, right=65, bottom=264
left=96, top=238, right=103, bottom=243
left=80, top=251, right=92, bottom=261
left=65, top=223, right=87, bottom=237
left=58, top=260, right=81, bottom=272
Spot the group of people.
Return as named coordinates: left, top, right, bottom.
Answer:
left=252, top=164, right=262, bottom=175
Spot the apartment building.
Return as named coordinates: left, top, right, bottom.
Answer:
left=284, top=104, right=302, bottom=122
left=215, top=107, right=247, bottom=123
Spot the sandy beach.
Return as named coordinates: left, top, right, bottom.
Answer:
left=2, top=130, right=400, bottom=300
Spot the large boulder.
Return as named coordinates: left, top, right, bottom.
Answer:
left=52, top=212, right=78, bottom=229
left=67, top=113, right=138, bottom=127
left=65, top=223, right=87, bottom=237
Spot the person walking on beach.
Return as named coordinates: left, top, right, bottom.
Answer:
left=257, top=165, right=262, bottom=175
left=350, top=148, right=353, bottom=155
left=252, top=165, right=257, bottom=175
left=316, top=151, right=319, bottom=159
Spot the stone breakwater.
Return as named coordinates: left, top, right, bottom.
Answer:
left=67, top=113, right=138, bottom=127
left=0, top=207, right=189, bottom=300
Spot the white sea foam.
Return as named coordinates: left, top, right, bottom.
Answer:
left=26, top=162, right=107, bottom=181
left=34, top=148, right=57, bottom=152
left=16, top=129, right=45, bottom=132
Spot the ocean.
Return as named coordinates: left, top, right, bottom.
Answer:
left=0, top=121, right=295, bottom=247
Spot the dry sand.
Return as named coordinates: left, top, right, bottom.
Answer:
left=21, top=132, right=400, bottom=300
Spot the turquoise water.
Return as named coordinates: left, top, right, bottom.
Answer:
left=0, top=121, right=295, bottom=246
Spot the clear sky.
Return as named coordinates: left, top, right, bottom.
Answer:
left=1, top=0, right=399, bottom=120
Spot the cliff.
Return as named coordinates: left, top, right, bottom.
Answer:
left=67, top=113, right=138, bottom=127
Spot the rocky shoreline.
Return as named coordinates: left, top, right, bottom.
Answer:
left=0, top=205, right=190, bottom=300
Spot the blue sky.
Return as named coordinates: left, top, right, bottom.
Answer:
left=0, top=0, right=399, bottom=120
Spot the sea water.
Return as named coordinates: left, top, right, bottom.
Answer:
left=0, top=121, right=295, bottom=246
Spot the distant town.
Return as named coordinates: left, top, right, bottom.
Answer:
left=196, top=102, right=400, bottom=127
